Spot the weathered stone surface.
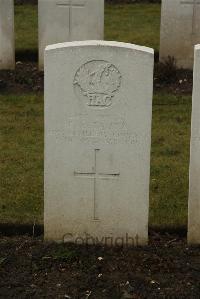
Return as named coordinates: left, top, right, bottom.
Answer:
left=44, top=41, right=154, bottom=246
left=38, top=0, right=104, bottom=69
left=160, top=0, right=200, bottom=69
left=0, top=0, right=15, bottom=70
left=188, top=44, right=200, bottom=244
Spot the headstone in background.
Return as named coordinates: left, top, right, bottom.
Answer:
left=188, top=44, right=200, bottom=244
left=38, top=0, right=104, bottom=69
left=44, top=40, right=154, bottom=246
left=160, top=0, right=200, bottom=69
left=0, top=0, right=15, bottom=70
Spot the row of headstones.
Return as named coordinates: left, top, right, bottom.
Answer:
left=1, top=0, right=200, bottom=70
left=44, top=40, right=200, bottom=246
left=0, top=0, right=104, bottom=70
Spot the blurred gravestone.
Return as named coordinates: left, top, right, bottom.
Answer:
left=160, top=0, right=200, bottom=69
left=38, top=0, right=104, bottom=69
left=0, top=0, right=15, bottom=69
left=188, top=44, right=200, bottom=244
left=44, top=40, right=154, bottom=246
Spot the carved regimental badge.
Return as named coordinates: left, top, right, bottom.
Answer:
left=73, top=60, right=121, bottom=108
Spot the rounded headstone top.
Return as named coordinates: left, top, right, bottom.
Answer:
left=45, top=40, right=154, bottom=56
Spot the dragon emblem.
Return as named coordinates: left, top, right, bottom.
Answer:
left=73, top=60, right=121, bottom=108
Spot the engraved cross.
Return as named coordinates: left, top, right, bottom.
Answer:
left=56, top=0, right=86, bottom=38
left=180, top=0, right=200, bottom=35
left=74, top=149, right=120, bottom=221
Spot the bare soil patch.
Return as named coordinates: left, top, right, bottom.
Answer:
left=0, top=62, right=193, bottom=95
left=0, top=233, right=199, bottom=298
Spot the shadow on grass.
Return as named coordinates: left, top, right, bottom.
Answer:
left=15, top=49, right=159, bottom=64
left=0, top=223, right=44, bottom=237
left=16, top=49, right=38, bottom=62
left=0, top=223, right=187, bottom=237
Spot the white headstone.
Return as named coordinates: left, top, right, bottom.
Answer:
left=0, top=0, right=15, bottom=70
left=160, top=0, right=200, bottom=69
left=44, top=41, right=154, bottom=246
left=188, top=44, right=200, bottom=244
left=38, top=0, right=104, bottom=69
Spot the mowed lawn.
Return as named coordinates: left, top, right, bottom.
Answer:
left=15, top=3, right=161, bottom=53
left=1, top=4, right=191, bottom=228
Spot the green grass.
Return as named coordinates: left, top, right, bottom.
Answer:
left=105, top=4, right=160, bottom=51
left=15, top=3, right=161, bottom=53
left=0, top=93, right=191, bottom=227
left=15, top=5, right=38, bottom=53
left=0, top=94, right=43, bottom=224
left=150, top=94, right=191, bottom=228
